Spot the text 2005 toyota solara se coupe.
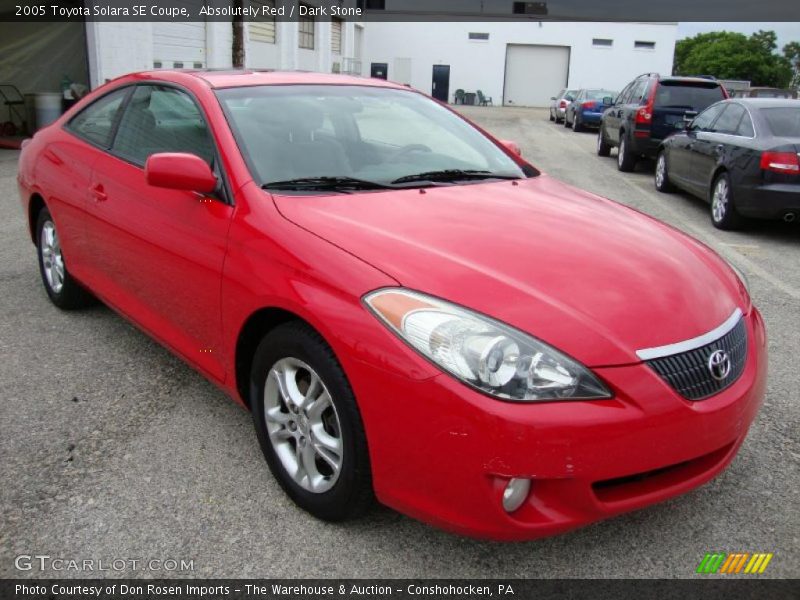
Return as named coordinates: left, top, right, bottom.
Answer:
left=18, top=71, right=766, bottom=540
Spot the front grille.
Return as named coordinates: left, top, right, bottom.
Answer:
left=646, top=318, right=748, bottom=400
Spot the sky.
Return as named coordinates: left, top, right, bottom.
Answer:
left=677, top=22, right=800, bottom=51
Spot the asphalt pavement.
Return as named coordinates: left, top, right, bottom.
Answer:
left=0, top=107, right=798, bottom=579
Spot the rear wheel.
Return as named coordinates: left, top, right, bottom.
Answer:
left=549, top=110, right=555, bottom=122
left=654, top=151, right=676, bottom=193
left=597, top=126, right=611, bottom=157
left=36, top=207, right=94, bottom=310
left=617, top=133, right=637, bottom=172
left=573, top=114, right=585, bottom=132
left=250, top=321, right=373, bottom=521
left=564, top=113, right=571, bottom=128
left=710, top=172, right=744, bottom=230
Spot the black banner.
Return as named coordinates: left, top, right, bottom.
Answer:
left=2, top=0, right=800, bottom=22
left=2, top=579, right=799, bottom=600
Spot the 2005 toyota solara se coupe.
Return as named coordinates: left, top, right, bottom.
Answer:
left=17, top=70, right=766, bottom=540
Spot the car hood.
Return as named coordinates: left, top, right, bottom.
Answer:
left=272, top=175, right=746, bottom=366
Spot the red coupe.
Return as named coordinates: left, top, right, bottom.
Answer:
left=17, top=70, right=766, bottom=540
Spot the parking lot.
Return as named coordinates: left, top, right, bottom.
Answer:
left=0, top=106, right=798, bottom=579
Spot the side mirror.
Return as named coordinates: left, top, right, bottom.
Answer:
left=550, top=96, right=556, bottom=101
left=602, top=96, right=613, bottom=106
left=145, top=153, right=217, bottom=194
left=500, top=139, right=522, bottom=156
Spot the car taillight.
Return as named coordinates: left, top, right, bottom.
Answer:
left=760, top=151, right=800, bottom=174
left=635, top=81, right=657, bottom=125
left=559, top=100, right=567, bottom=108
left=582, top=101, right=597, bottom=109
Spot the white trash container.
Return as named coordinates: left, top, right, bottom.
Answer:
left=34, top=93, right=63, bottom=130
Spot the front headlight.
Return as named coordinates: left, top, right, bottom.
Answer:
left=364, top=288, right=612, bottom=402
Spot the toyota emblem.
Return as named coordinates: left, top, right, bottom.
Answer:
left=707, top=349, right=732, bottom=381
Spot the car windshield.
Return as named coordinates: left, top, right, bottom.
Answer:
left=654, top=83, right=726, bottom=110
left=585, top=90, right=615, bottom=101
left=760, top=107, right=800, bottom=137
left=216, top=85, right=527, bottom=191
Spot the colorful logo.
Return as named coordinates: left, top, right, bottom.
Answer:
left=697, top=552, right=774, bottom=574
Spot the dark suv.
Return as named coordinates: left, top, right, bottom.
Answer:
left=597, top=73, right=728, bottom=171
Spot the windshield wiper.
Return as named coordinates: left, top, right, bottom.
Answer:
left=391, top=169, right=520, bottom=185
left=262, top=176, right=393, bottom=193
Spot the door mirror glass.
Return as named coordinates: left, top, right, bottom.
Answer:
left=602, top=96, right=613, bottom=106
left=550, top=96, right=556, bottom=100
left=145, top=153, right=217, bottom=194
left=499, top=140, right=522, bottom=156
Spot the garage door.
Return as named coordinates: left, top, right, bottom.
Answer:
left=153, top=21, right=206, bottom=69
left=503, top=44, right=570, bottom=107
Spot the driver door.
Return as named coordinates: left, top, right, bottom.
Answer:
left=85, top=84, right=233, bottom=381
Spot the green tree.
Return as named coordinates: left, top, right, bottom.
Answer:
left=673, top=30, right=793, bottom=88
left=784, top=41, right=800, bottom=89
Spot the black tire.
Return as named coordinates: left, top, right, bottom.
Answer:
left=35, top=207, right=94, bottom=310
left=710, top=172, right=744, bottom=231
left=654, top=150, right=676, bottom=193
left=597, top=126, right=611, bottom=157
left=564, top=113, right=572, bottom=128
left=549, top=110, right=555, bottom=122
left=250, top=321, right=373, bottom=521
left=573, top=114, right=584, bottom=132
left=617, top=131, right=637, bottom=172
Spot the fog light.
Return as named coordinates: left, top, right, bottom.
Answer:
left=502, top=478, right=531, bottom=513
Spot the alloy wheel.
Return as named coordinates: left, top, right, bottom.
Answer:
left=40, top=221, right=64, bottom=294
left=655, top=155, right=666, bottom=188
left=712, top=178, right=729, bottom=223
left=264, top=357, right=343, bottom=493
left=618, top=139, right=626, bottom=168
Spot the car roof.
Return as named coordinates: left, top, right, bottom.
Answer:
left=657, top=76, right=722, bottom=85
left=135, top=69, right=408, bottom=90
left=731, top=98, right=800, bottom=108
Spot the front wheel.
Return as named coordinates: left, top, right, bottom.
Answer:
left=250, top=321, right=374, bottom=521
left=710, top=172, right=744, bottom=230
left=36, top=207, right=94, bottom=310
left=655, top=151, right=676, bottom=193
left=597, top=127, right=611, bottom=157
left=617, top=133, right=637, bottom=172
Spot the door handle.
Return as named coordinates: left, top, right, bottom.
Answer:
left=91, top=184, right=108, bottom=202
left=715, top=144, right=724, bottom=153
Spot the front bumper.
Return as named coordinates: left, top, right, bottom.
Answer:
left=352, top=308, right=767, bottom=540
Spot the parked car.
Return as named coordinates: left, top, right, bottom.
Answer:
left=18, top=70, right=765, bottom=541
left=598, top=73, right=728, bottom=171
left=655, top=98, right=800, bottom=229
left=731, top=87, right=797, bottom=99
left=549, top=88, right=578, bottom=123
left=565, top=89, right=618, bottom=132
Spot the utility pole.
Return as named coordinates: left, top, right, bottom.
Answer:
left=233, top=0, right=245, bottom=68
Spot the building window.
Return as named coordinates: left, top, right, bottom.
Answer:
left=298, top=5, right=315, bottom=50
left=512, top=2, right=547, bottom=15
left=635, top=41, right=656, bottom=50
left=173, top=62, right=184, bottom=68
left=468, top=32, right=489, bottom=41
left=593, top=38, right=613, bottom=48
left=331, top=17, right=343, bottom=54
left=250, top=0, right=277, bottom=44
left=153, top=61, right=163, bottom=68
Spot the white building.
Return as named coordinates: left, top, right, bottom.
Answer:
left=0, top=1, right=365, bottom=111
left=363, top=22, right=678, bottom=106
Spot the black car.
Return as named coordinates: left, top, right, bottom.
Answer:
left=598, top=73, right=728, bottom=171
left=655, top=99, right=800, bottom=230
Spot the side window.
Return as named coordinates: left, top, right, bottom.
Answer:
left=630, top=79, right=649, bottom=104
left=112, top=85, right=214, bottom=166
left=737, top=111, right=755, bottom=137
left=712, top=104, right=746, bottom=135
left=67, top=88, right=129, bottom=147
left=616, top=83, right=632, bottom=105
left=690, top=103, right=725, bottom=131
